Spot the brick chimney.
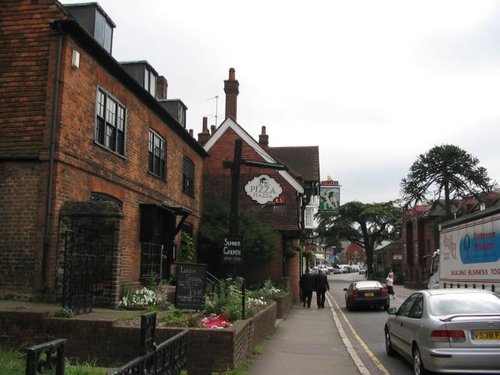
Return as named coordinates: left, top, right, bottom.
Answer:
left=224, top=67, right=239, bottom=121
left=210, top=125, right=216, bottom=135
left=198, top=117, right=211, bottom=146
left=259, top=126, right=269, bottom=148
left=156, top=75, right=168, bottom=100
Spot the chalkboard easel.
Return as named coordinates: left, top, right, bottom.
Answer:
left=174, top=263, right=207, bottom=310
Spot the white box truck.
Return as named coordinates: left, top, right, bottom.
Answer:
left=428, top=205, right=500, bottom=292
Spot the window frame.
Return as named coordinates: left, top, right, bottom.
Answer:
left=148, top=129, right=166, bottom=180
left=95, top=87, right=126, bottom=156
left=182, top=156, right=195, bottom=197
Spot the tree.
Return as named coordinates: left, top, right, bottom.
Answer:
left=401, top=144, right=496, bottom=218
left=198, top=192, right=278, bottom=276
left=317, top=201, right=401, bottom=278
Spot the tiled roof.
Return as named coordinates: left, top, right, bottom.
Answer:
left=267, top=146, right=320, bottom=183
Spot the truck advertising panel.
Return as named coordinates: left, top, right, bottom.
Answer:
left=438, top=207, right=500, bottom=287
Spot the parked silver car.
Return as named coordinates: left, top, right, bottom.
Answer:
left=384, top=289, right=500, bottom=375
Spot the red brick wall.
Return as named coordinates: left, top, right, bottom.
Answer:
left=0, top=302, right=277, bottom=375
left=203, top=127, right=302, bottom=283
left=0, top=0, right=204, bottom=296
left=0, top=163, right=46, bottom=295
left=204, top=128, right=300, bottom=231
left=0, top=0, right=69, bottom=159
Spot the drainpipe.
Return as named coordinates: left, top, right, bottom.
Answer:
left=42, top=24, right=63, bottom=290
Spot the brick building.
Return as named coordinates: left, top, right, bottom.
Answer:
left=401, top=192, right=500, bottom=288
left=198, top=69, right=320, bottom=302
left=0, top=1, right=206, bottom=306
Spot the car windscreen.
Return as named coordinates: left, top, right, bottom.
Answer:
left=429, top=293, right=500, bottom=316
left=355, top=281, right=381, bottom=289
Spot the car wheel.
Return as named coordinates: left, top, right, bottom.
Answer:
left=412, top=346, right=428, bottom=375
left=385, top=327, right=395, bottom=356
left=346, top=298, right=353, bottom=311
left=383, top=303, right=389, bottom=311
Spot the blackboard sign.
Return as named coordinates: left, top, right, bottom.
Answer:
left=221, top=236, right=243, bottom=264
left=175, top=263, right=207, bottom=310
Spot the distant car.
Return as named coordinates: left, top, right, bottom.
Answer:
left=338, top=264, right=351, bottom=273
left=344, top=280, right=389, bottom=311
left=316, top=264, right=331, bottom=275
left=384, top=289, right=500, bottom=375
left=331, top=264, right=342, bottom=274
left=358, top=267, right=367, bottom=275
left=350, top=264, right=360, bottom=272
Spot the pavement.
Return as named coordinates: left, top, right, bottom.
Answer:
left=248, top=280, right=415, bottom=375
left=0, top=277, right=416, bottom=375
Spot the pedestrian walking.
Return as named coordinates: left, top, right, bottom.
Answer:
left=299, top=269, right=314, bottom=308
left=315, top=269, right=330, bottom=308
left=386, top=270, right=395, bottom=299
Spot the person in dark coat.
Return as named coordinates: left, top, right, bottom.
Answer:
left=299, top=269, right=314, bottom=308
left=315, top=269, right=330, bottom=308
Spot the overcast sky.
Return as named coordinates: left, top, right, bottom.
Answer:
left=63, top=0, right=500, bottom=204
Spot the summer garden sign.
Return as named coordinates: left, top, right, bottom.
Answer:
left=244, top=174, right=283, bottom=204
left=175, top=263, right=207, bottom=310
left=222, top=236, right=243, bottom=264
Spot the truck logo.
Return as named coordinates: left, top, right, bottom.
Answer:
left=459, top=231, right=500, bottom=264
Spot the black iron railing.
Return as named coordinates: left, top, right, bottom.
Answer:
left=25, top=338, right=66, bottom=375
left=109, top=330, right=188, bottom=375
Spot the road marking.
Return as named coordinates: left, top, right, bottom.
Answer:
left=326, top=293, right=390, bottom=375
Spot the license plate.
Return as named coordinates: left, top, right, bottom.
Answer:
left=473, top=330, right=500, bottom=340
left=364, top=292, right=374, bottom=297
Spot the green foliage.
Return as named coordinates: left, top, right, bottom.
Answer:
left=204, top=277, right=245, bottom=321
left=0, top=349, right=106, bottom=375
left=159, top=308, right=202, bottom=327
left=66, top=359, right=106, bottom=375
left=317, top=201, right=401, bottom=278
left=204, top=278, right=284, bottom=321
left=252, top=345, right=263, bottom=355
left=0, top=349, right=24, bottom=375
left=401, top=144, right=496, bottom=218
left=199, top=192, right=277, bottom=267
left=53, top=308, right=75, bottom=318
left=178, top=232, right=195, bottom=263
left=240, top=211, right=278, bottom=263
left=144, top=273, right=160, bottom=291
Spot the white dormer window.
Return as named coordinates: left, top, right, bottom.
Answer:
left=144, top=67, right=157, bottom=97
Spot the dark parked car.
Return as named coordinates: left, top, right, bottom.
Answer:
left=385, top=289, right=500, bottom=375
left=344, top=280, right=390, bottom=311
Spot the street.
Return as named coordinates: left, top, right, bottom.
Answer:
left=326, top=273, right=414, bottom=375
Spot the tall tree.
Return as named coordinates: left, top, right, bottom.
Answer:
left=401, top=144, right=496, bottom=218
left=317, top=201, right=401, bottom=278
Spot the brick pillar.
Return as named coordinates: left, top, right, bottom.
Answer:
left=258, top=126, right=269, bottom=148
left=197, top=117, right=211, bottom=146
left=224, top=68, right=239, bottom=121
left=288, top=254, right=300, bottom=303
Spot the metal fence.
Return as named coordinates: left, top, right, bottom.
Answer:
left=110, top=312, right=187, bottom=375
left=25, top=338, right=66, bottom=375
left=109, top=330, right=188, bottom=375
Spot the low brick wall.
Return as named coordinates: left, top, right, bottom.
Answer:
left=273, top=290, right=292, bottom=319
left=0, top=302, right=277, bottom=375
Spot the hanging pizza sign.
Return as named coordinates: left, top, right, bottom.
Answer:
left=244, top=175, right=283, bottom=205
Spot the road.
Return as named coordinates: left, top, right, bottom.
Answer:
left=326, top=273, right=414, bottom=375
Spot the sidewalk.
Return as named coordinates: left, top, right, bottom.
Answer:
left=248, top=302, right=361, bottom=375
left=248, top=283, right=416, bottom=375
